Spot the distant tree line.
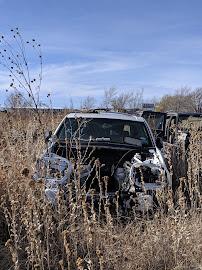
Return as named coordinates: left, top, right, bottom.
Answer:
left=157, top=87, right=202, bottom=113
left=79, top=87, right=202, bottom=113
left=4, top=86, right=202, bottom=114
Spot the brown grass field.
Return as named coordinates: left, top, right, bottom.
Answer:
left=0, top=110, right=202, bottom=270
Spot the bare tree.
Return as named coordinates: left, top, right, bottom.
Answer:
left=102, top=87, right=117, bottom=109
left=70, top=98, right=74, bottom=110
left=128, top=89, right=144, bottom=109
left=110, top=92, right=132, bottom=111
left=0, top=28, right=43, bottom=122
left=101, top=88, right=143, bottom=112
left=192, top=88, right=202, bottom=112
left=5, top=90, right=31, bottom=108
left=82, top=96, right=96, bottom=110
left=157, top=87, right=200, bottom=112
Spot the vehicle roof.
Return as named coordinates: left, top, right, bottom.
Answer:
left=167, top=112, right=202, bottom=116
left=142, top=110, right=167, bottom=116
left=67, top=112, right=145, bottom=122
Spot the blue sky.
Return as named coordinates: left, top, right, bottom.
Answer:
left=1, top=0, right=202, bottom=107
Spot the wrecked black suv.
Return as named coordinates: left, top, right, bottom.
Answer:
left=142, top=111, right=202, bottom=146
left=34, top=112, right=171, bottom=212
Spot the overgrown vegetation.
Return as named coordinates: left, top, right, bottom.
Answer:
left=0, top=111, right=201, bottom=270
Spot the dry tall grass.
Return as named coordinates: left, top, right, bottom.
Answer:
left=0, top=111, right=202, bottom=270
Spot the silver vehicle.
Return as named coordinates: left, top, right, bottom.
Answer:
left=34, top=111, right=171, bottom=212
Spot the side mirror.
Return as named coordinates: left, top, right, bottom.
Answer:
left=156, top=137, right=163, bottom=149
left=44, top=130, right=52, bottom=143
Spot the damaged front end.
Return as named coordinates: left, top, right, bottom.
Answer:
left=33, top=153, right=73, bottom=204
left=33, top=147, right=171, bottom=213
left=122, top=148, right=171, bottom=212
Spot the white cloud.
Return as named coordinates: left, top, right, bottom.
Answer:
left=1, top=45, right=202, bottom=107
left=40, top=56, right=148, bottom=97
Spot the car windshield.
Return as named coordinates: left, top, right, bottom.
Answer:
left=56, top=117, right=153, bottom=147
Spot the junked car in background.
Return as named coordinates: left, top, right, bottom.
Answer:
left=165, top=112, right=202, bottom=144
left=142, top=111, right=202, bottom=146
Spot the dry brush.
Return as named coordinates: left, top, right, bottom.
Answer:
left=0, top=111, right=202, bottom=270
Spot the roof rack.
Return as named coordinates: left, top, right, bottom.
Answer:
left=85, top=108, right=111, bottom=113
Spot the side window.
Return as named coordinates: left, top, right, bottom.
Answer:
left=166, top=116, right=177, bottom=142
left=165, top=116, right=171, bottom=131
left=165, top=116, right=172, bottom=139
left=170, top=116, right=176, bottom=126
left=166, top=116, right=176, bottom=130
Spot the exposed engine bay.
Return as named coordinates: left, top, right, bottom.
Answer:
left=33, top=144, right=170, bottom=212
